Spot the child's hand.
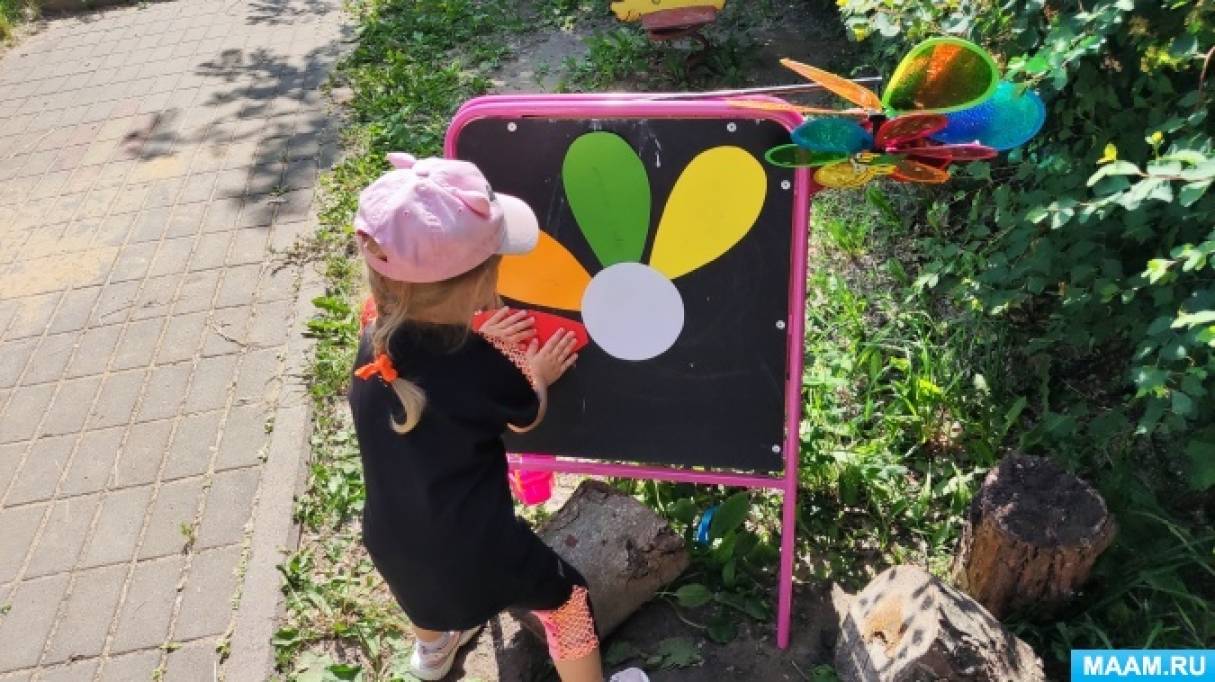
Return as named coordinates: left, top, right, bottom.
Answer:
left=526, top=329, right=578, bottom=387
left=478, top=307, right=536, bottom=346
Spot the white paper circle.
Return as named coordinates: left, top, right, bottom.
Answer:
left=581, top=263, right=684, bottom=361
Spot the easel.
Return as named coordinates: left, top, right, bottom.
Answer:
left=445, top=93, right=818, bottom=649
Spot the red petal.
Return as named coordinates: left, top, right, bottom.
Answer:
left=472, top=309, right=590, bottom=353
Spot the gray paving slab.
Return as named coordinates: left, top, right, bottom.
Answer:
left=0, top=0, right=340, bottom=675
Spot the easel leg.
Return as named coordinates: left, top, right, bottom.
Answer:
left=776, top=481, right=796, bottom=648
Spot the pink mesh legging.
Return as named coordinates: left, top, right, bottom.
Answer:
left=533, top=586, right=599, bottom=661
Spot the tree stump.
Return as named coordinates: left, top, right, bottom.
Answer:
left=835, top=565, right=1044, bottom=682
left=508, top=479, right=690, bottom=639
left=951, top=455, right=1116, bottom=618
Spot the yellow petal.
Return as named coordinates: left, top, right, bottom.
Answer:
left=649, top=146, right=766, bottom=279
left=498, top=231, right=591, bottom=311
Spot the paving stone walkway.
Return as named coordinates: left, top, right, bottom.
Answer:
left=0, top=1, right=347, bottom=679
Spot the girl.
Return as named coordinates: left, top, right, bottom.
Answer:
left=347, top=153, right=646, bottom=682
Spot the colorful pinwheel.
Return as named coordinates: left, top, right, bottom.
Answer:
left=738, top=37, right=1045, bottom=189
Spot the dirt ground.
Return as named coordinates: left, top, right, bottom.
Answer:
left=494, top=0, right=859, bottom=95
left=451, top=578, right=853, bottom=681
left=452, top=470, right=855, bottom=682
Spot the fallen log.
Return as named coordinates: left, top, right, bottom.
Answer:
left=835, top=565, right=1044, bottom=682
left=509, top=479, right=690, bottom=639
left=951, top=454, right=1115, bottom=618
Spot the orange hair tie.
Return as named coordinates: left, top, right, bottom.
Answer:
left=355, top=353, right=399, bottom=382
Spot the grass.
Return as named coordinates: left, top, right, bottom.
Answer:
left=0, top=0, right=33, bottom=41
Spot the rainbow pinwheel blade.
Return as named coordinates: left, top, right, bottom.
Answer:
left=765, top=144, right=848, bottom=168
left=891, top=158, right=951, bottom=184
left=905, top=143, right=997, bottom=161
left=791, top=118, right=873, bottom=155
left=882, top=37, right=999, bottom=114
left=874, top=113, right=949, bottom=151
left=780, top=58, right=883, bottom=111
left=727, top=99, right=864, bottom=117
left=933, top=81, right=1046, bottom=151
left=814, top=162, right=891, bottom=189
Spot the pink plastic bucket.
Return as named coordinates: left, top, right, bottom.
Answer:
left=507, top=460, right=554, bottom=506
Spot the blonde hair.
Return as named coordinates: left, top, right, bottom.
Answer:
left=365, top=252, right=502, bottom=434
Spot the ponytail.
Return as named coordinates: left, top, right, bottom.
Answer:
left=362, top=253, right=501, bottom=435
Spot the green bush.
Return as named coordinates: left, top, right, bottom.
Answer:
left=0, top=0, right=31, bottom=40
left=836, top=0, right=1214, bottom=658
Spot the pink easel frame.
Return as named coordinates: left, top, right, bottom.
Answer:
left=445, top=95, right=815, bottom=649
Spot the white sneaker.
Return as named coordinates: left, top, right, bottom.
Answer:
left=408, top=626, right=482, bottom=681
left=609, top=668, right=650, bottom=682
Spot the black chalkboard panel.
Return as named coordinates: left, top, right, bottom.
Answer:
left=454, top=115, right=795, bottom=471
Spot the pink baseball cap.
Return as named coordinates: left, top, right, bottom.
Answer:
left=354, top=153, right=539, bottom=283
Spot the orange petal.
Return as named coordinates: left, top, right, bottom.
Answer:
left=780, top=58, right=883, bottom=111
left=498, top=231, right=592, bottom=311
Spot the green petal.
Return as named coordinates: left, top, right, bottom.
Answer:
left=562, top=132, right=650, bottom=267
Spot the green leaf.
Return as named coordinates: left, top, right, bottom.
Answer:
left=668, top=498, right=698, bottom=525
left=1173, top=311, right=1215, bottom=329
left=673, top=583, right=713, bottom=608
left=811, top=665, right=842, bottom=682
left=604, top=641, right=643, bottom=666
left=1025, top=205, right=1050, bottom=223
left=1169, top=33, right=1197, bottom=57
left=706, top=615, right=737, bottom=644
left=1001, top=396, right=1028, bottom=436
left=1087, top=161, right=1140, bottom=186
left=709, top=492, right=750, bottom=540
left=711, top=531, right=738, bottom=563
left=1134, top=367, right=1169, bottom=395
left=1185, top=440, right=1215, bottom=490
left=1145, top=259, right=1174, bottom=285
left=722, top=558, right=737, bottom=588
left=1180, top=181, right=1211, bottom=207
left=743, top=595, right=770, bottom=621
left=329, top=663, right=363, bottom=681
left=1172, top=390, right=1194, bottom=416
left=1024, top=54, right=1050, bottom=74
left=733, top=530, right=759, bottom=557
left=653, top=637, right=703, bottom=669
